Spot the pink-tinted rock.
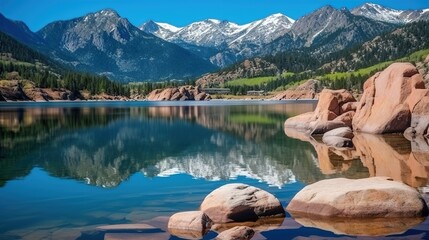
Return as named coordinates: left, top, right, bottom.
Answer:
left=284, top=89, right=356, bottom=134
left=286, top=177, right=428, bottom=218
left=310, top=120, right=348, bottom=135
left=216, top=226, right=255, bottom=240
left=314, top=89, right=356, bottom=116
left=340, top=102, right=358, bottom=114
left=200, top=183, right=285, bottom=223
left=405, top=96, right=429, bottom=138
left=147, top=86, right=209, bottom=101
left=334, top=111, right=355, bottom=127
left=353, top=63, right=425, bottom=134
left=168, top=211, right=212, bottom=239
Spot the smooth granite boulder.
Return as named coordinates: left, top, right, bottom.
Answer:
left=201, top=183, right=285, bottom=223
left=287, top=177, right=428, bottom=218
left=353, top=63, right=425, bottom=134
left=168, top=211, right=213, bottom=239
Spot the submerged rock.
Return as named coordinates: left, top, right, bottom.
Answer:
left=200, top=183, right=285, bottom=223
left=167, top=211, right=213, bottom=239
left=216, top=226, right=255, bottom=240
left=287, top=177, right=429, bottom=218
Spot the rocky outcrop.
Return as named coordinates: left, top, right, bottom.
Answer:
left=216, top=226, right=255, bottom=240
left=146, top=86, right=211, bottom=101
left=200, top=183, right=285, bottom=223
left=284, top=89, right=356, bottom=134
left=353, top=63, right=427, bottom=134
left=168, top=211, right=213, bottom=239
left=0, top=80, right=128, bottom=101
left=287, top=177, right=429, bottom=218
left=271, top=79, right=320, bottom=100
left=195, top=58, right=279, bottom=87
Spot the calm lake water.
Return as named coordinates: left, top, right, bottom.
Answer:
left=1, top=100, right=429, bottom=240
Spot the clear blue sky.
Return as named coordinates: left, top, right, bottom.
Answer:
left=1, top=0, right=429, bottom=31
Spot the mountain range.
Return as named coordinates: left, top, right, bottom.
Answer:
left=0, top=3, right=428, bottom=82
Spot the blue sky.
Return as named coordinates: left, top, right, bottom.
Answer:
left=1, top=0, right=429, bottom=31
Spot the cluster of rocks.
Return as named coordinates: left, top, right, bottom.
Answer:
left=0, top=80, right=82, bottom=101
left=167, top=183, right=285, bottom=239
left=281, top=61, right=429, bottom=235
left=271, top=79, right=320, bottom=100
left=285, top=62, right=429, bottom=144
left=146, top=85, right=211, bottom=101
left=0, top=80, right=130, bottom=101
left=195, top=58, right=279, bottom=87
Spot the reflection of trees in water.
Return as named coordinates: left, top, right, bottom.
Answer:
left=0, top=102, right=364, bottom=188
left=0, top=107, right=125, bottom=187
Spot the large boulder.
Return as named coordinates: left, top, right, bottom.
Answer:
left=286, top=177, right=428, bottom=218
left=353, top=63, right=425, bottom=134
left=168, top=211, right=213, bottom=239
left=200, top=183, right=285, bottom=223
left=284, top=89, right=356, bottom=134
left=216, top=226, right=255, bottom=240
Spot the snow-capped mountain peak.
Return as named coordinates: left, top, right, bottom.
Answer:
left=156, top=22, right=182, bottom=32
left=351, top=2, right=429, bottom=24
left=140, top=13, right=295, bottom=49
left=139, top=20, right=181, bottom=39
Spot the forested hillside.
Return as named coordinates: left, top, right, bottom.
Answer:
left=0, top=31, right=129, bottom=97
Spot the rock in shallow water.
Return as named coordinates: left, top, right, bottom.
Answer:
left=287, top=177, right=428, bottom=218
left=216, top=226, right=255, bottom=240
left=167, top=211, right=212, bottom=239
left=201, top=183, right=285, bottom=223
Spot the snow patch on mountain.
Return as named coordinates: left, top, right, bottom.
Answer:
left=352, top=3, right=429, bottom=24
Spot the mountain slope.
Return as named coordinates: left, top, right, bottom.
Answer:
left=351, top=3, right=429, bottom=24
left=321, top=20, right=429, bottom=72
left=140, top=13, right=295, bottom=67
left=36, top=9, right=216, bottom=82
left=264, top=6, right=395, bottom=56
left=0, top=13, right=44, bottom=46
left=139, top=20, right=181, bottom=39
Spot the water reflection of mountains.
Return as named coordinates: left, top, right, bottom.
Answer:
left=0, top=103, right=372, bottom=188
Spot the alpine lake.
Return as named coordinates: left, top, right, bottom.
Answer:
left=1, top=100, right=429, bottom=240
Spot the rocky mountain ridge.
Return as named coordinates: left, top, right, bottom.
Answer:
left=351, top=3, right=429, bottom=24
